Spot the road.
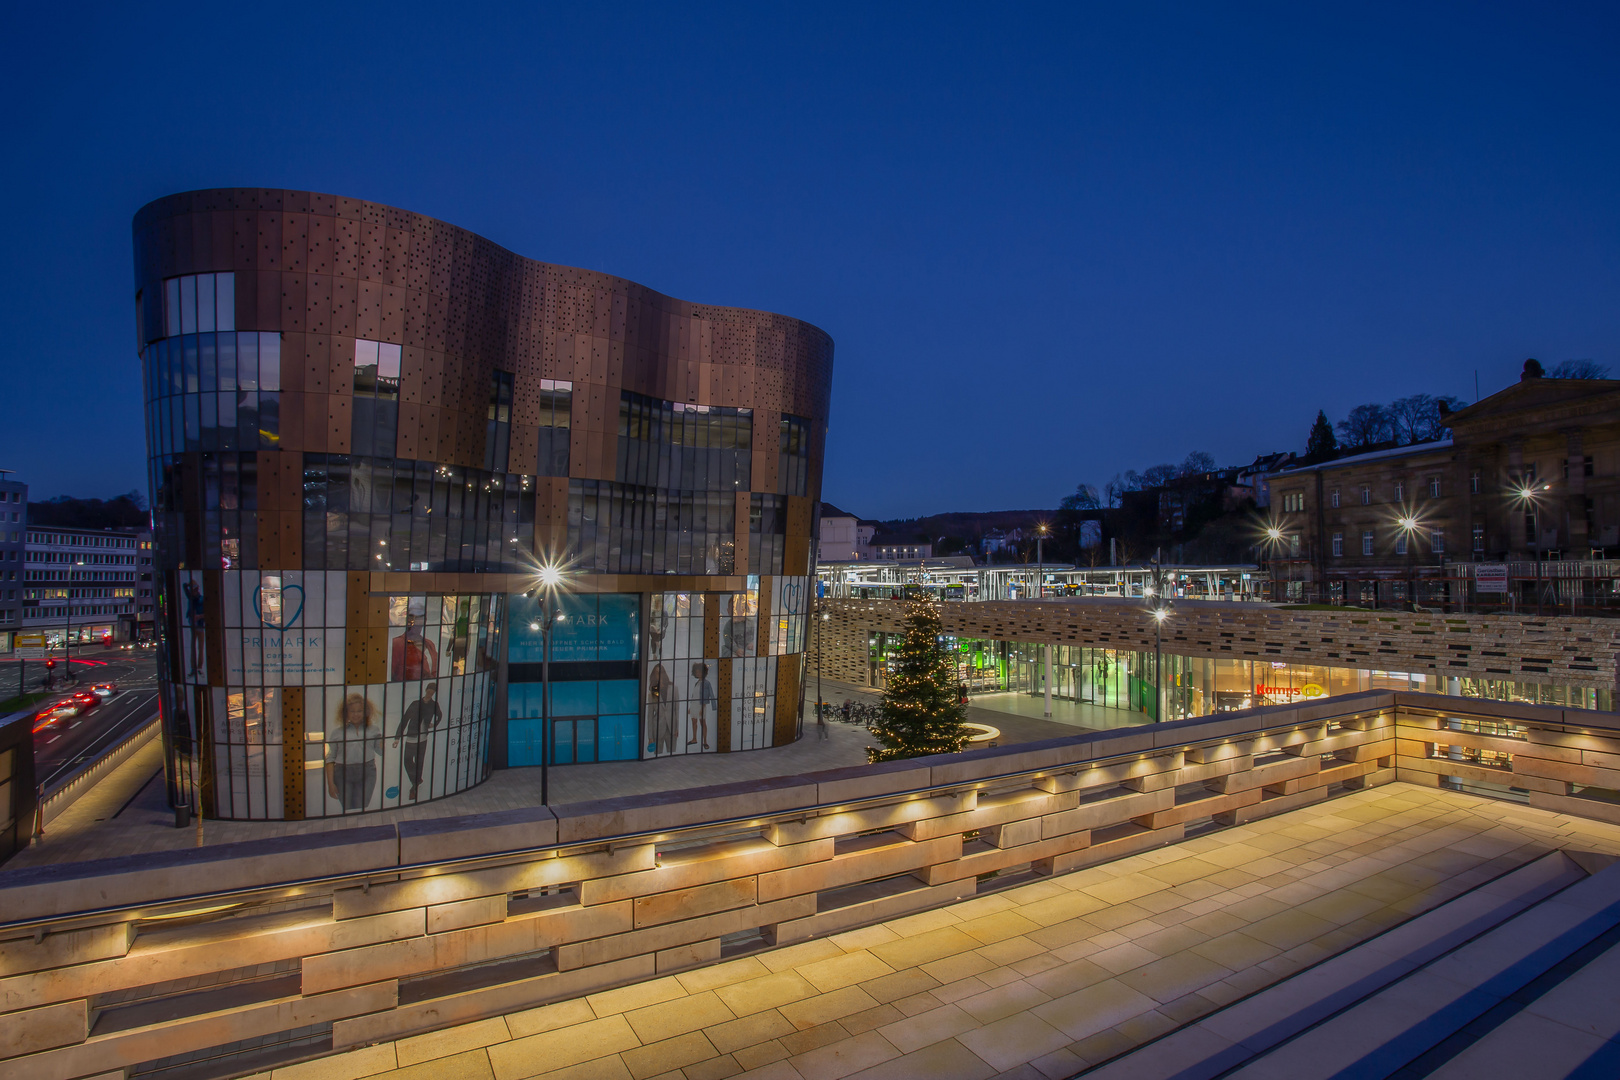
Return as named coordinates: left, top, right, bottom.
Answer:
left=21, top=648, right=161, bottom=793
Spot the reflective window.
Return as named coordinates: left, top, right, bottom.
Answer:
left=163, top=273, right=235, bottom=337
left=537, top=379, right=572, bottom=477
left=617, top=391, right=751, bottom=491
left=485, top=371, right=513, bottom=472
left=778, top=415, right=810, bottom=496
left=352, top=339, right=401, bottom=458
left=569, top=478, right=737, bottom=575
left=750, top=494, right=787, bottom=575
left=141, top=332, right=281, bottom=457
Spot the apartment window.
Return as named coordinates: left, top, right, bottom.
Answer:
left=1330, top=488, right=1340, bottom=509
left=1360, top=486, right=1371, bottom=505
left=1394, top=481, right=1404, bottom=501
left=1429, top=477, right=1441, bottom=497
left=1470, top=469, right=1481, bottom=494
left=163, top=272, right=236, bottom=337
left=1395, top=534, right=1408, bottom=556
left=1289, top=534, right=1300, bottom=556
left=1362, top=531, right=1375, bottom=556
left=1432, top=528, right=1444, bottom=554
left=1332, top=532, right=1344, bottom=557
left=1473, top=524, right=1484, bottom=552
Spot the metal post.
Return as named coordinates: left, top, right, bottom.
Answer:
left=1043, top=643, right=1052, bottom=718
left=1154, top=615, right=1162, bottom=723
left=816, top=605, right=824, bottom=727
left=1036, top=533, right=1043, bottom=599
left=541, top=593, right=552, bottom=807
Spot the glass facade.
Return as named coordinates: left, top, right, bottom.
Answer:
left=172, top=568, right=498, bottom=818
left=872, top=634, right=1614, bottom=720
left=507, top=593, right=641, bottom=766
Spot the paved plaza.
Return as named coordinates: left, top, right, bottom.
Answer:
left=4, top=681, right=1095, bottom=871
left=222, top=782, right=1620, bottom=1080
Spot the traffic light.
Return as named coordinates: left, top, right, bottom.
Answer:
left=45, top=659, right=55, bottom=671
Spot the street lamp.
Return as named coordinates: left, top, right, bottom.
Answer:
left=1150, top=606, right=1169, bottom=722
left=815, top=605, right=831, bottom=735
left=1395, top=511, right=1421, bottom=611
left=530, top=560, right=566, bottom=805
left=1035, top=522, right=1049, bottom=599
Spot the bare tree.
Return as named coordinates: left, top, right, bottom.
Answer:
left=1138, top=463, right=1178, bottom=489
left=1549, top=359, right=1611, bottom=379
left=1388, top=394, right=1437, bottom=444
left=1060, top=483, right=1101, bottom=511
left=1103, top=473, right=1132, bottom=508
left=1178, top=451, right=1216, bottom=477
left=1336, top=403, right=1393, bottom=449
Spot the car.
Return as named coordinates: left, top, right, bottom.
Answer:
left=71, top=690, right=98, bottom=709
left=32, top=701, right=79, bottom=731
left=91, top=683, right=117, bottom=699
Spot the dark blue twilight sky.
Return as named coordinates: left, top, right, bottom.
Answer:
left=2, top=3, right=1617, bottom=518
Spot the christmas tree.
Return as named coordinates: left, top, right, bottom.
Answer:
left=867, top=594, right=969, bottom=762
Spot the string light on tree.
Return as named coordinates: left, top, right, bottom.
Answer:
left=867, top=593, right=968, bottom=762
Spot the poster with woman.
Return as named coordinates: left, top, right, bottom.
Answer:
left=322, top=685, right=386, bottom=813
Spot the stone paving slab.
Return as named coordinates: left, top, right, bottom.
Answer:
left=231, top=783, right=1620, bottom=1080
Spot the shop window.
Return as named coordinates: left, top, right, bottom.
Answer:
left=1331, top=532, right=1343, bottom=557
left=1362, top=530, right=1374, bottom=556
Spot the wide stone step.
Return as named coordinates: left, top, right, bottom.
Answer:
left=1078, top=850, right=1590, bottom=1080
left=1224, top=857, right=1620, bottom=1079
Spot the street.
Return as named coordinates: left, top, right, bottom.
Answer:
left=21, top=648, right=159, bottom=793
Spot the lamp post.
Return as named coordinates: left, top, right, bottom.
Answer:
left=1264, top=526, right=1284, bottom=603
left=1396, top=514, right=1420, bottom=611
left=816, top=605, right=830, bottom=734
left=1035, top=522, right=1049, bottom=599
left=531, top=562, right=564, bottom=806
left=1151, top=606, right=1169, bottom=721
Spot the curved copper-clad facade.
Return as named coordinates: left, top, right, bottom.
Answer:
left=135, top=188, right=833, bottom=820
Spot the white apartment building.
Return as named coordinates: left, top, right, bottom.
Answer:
left=20, top=526, right=153, bottom=649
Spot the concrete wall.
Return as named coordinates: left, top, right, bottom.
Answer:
left=2, top=692, right=1617, bottom=1077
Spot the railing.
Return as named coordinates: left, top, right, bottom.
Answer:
left=0, top=692, right=1615, bottom=1078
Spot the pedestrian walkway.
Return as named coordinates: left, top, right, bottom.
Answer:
left=4, top=682, right=1082, bottom=871
left=228, top=782, right=1620, bottom=1080
left=968, top=690, right=1150, bottom=733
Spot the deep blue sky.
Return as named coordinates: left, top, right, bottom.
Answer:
left=3, top=3, right=1617, bottom=518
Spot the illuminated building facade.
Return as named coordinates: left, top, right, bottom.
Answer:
left=135, top=189, right=832, bottom=819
